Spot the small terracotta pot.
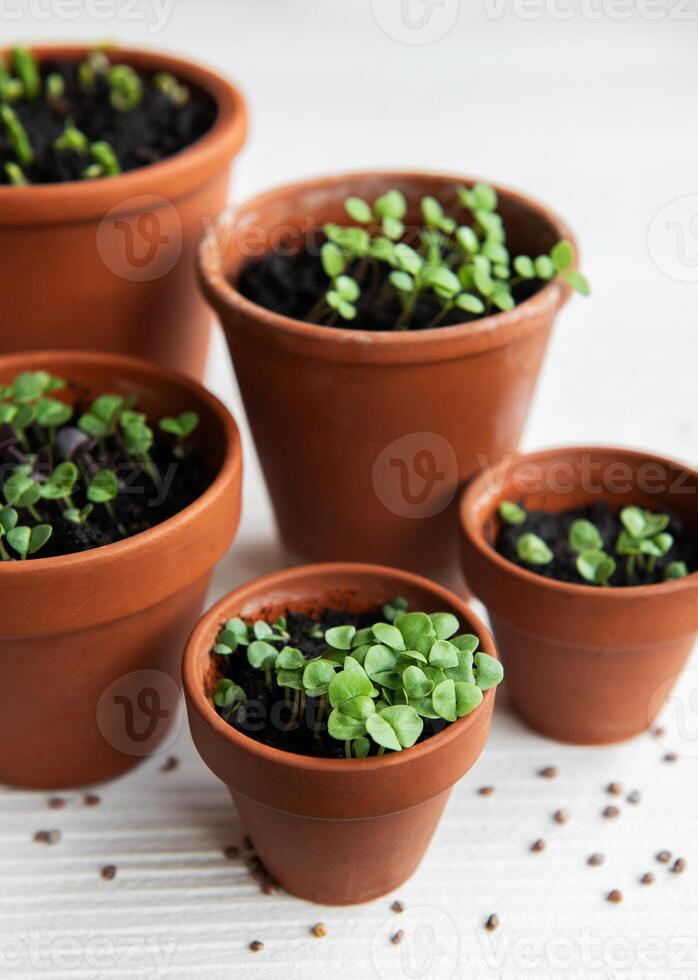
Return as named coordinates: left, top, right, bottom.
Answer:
left=459, top=447, right=698, bottom=745
left=0, top=351, right=242, bottom=789
left=0, top=45, right=247, bottom=380
left=198, top=171, right=575, bottom=576
left=183, top=562, right=498, bottom=905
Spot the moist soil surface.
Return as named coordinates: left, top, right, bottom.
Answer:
left=0, top=425, right=208, bottom=560
left=236, top=248, right=542, bottom=332
left=0, top=60, right=216, bottom=185
left=495, top=500, right=698, bottom=587
left=214, top=607, right=449, bottom=759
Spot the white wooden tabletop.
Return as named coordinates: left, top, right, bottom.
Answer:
left=2, top=2, right=697, bottom=977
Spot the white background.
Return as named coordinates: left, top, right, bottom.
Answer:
left=1, top=1, right=697, bottom=978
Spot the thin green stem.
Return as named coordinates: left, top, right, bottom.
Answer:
left=0, top=539, right=10, bottom=561
left=344, top=739, right=351, bottom=759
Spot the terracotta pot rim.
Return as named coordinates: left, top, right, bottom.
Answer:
left=197, top=169, right=575, bottom=360
left=183, top=561, right=497, bottom=774
left=459, top=444, right=698, bottom=601
left=0, top=349, right=242, bottom=575
left=0, top=44, right=247, bottom=223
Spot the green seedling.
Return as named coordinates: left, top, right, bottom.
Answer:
left=84, top=141, right=121, bottom=179
left=159, top=412, right=200, bottom=458
left=516, top=532, right=553, bottom=566
left=154, top=71, right=190, bottom=106
left=5, top=523, right=52, bottom=560
left=1, top=104, right=33, bottom=167
left=664, top=561, right=689, bottom=581
left=0, top=507, right=18, bottom=561
left=107, top=64, right=142, bottom=112
left=11, top=47, right=40, bottom=101
left=616, top=506, right=673, bottom=579
left=576, top=549, right=616, bottom=586
left=211, top=599, right=503, bottom=758
left=55, top=121, right=89, bottom=155
left=45, top=72, right=65, bottom=107
left=499, top=500, right=526, bottom=526
left=4, top=162, right=27, bottom=185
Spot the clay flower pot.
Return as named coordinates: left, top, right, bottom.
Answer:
left=0, top=351, right=242, bottom=790
left=459, top=447, right=698, bottom=745
left=0, top=45, right=247, bottom=381
left=183, top=562, right=498, bottom=905
left=198, top=171, right=575, bottom=576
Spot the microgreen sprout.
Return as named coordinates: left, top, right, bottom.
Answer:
left=83, top=141, right=121, bottom=179
left=11, top=47, right=40, bottom=101
left=212, top=601, right=503, bottom=758
left=516, top=532, right=553, bottom=566
left=107, top=64, right=142, bottom=112
left=664, top=561, right=689, bottom=581
left=616, top=506, right=673, bottom=579
left=1, top=104, right=33, bottom=167
left=498, top=500, right=526, bottom=526
left=310, top=185, right=590, bottom=329
left=55, top=120, right=89, bottom=155
left=154, top=71, right=190, bottom=107
left=159, top=412, right=200, bottom=458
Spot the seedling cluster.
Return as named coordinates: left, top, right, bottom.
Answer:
left=310, top=186, right=590, bottom=329
left=499, top=500, right=690, bottom=586
left=0, top=369, right=199, bottom=561
left=213, top=598, right=503, bottom=758
left=0, top=46, right=193, bottom=185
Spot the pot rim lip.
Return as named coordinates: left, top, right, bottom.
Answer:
left=197, top=168, right=574, bottom=351
left=0, top=349, right=241, bottom=575
left=459, top=443, right=698, bottom=600
left=0, top=43, right=247, bottom=215
left=183, top=561, right=498, bottom=774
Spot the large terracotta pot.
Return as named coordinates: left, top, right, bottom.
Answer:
left=0, top=351, right=242, bottom=789
left=459, top=447, right=698, bottom=745
left=183, top=562, right=498, bottom=905
left=0, top=45, right=247, bottom=380
left=198, top=171, right=575, bottom=576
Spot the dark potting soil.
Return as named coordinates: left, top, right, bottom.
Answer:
left=215, top=607, right=449, bottom=759
left=0, top=60, right=216, bottom=185
left=236, top=248, right=542, bottom=332
left=0, top=428, right=209, bottom=560
left=495, top=500, right=698, bottom=587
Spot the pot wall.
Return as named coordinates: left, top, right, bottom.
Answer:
left=199, top=171, right=575, bottom=577
left=183, top=563, right=497, bottom=904
left=0, top=352, right=242, bottom=789
left=0, top=46, right=247, bottom=381
left=459, top=447, right=698, bottom=744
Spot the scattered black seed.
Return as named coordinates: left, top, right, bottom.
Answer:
left=607, top=889, right=623, bottom=904
left=33, top=830, right=60, bottom=844
left=640, top=872, right=655, bottom=885
left=485, top=914, right=499, bottom=932
left=261, top=879, right=278, bottom=895
left=531, top=839, right=546, bottom=852
left=248, top=941, right=263, bottom=953
left=538, top=766, right=558, bottom=779
left=653, top=726, right=667, bottom=738
left=671, top=858, right=687, bottom=874
left=656, top=850, right=672, bottom=864
left=223, top=845, right=240, bottom=860
left=101, top=865, right=117, bottom=881
left=664, top=753, right=678, bottom=763
left=391, top=901, right=405, bottom=913
left=391, top=930, right=405, bottom=945
left=553, top=809, right=569, bottom=824
left=160, top=756, right=179, bottom=773
left=478, top=786, right=495, bottom=796
left=311, top=923, right=327, bottom=938
left=588, top=853, right=605, bottom=867
left=603, top=806, right=620, bottom=819
left=606, top=782, right=623, bottom=796
left=627, top=790, right=642, bottom=805
left=48, top=797, right=66, bottom=809
left=84, top=794, right=101, bottom=806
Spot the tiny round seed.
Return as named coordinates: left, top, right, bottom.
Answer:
left=101, top=864, right=117, bottom=881
left=478, top=786, right=495, bottom=796
left=603, top=806, right=620, bottom=819
left=84, top=794, right=101, bottom=806
left=261, top=879, right=277, bottom=895
left=656, top=850, right=672, bottom=864
left=588, top=853, right=605, bottom=867
left=485, top=914, right=499, bottom=932
left=538, top=766, right=558, bottom=779
left=640, top=872, right=655, bottom=885
left=653, top=726, right=666, bottom=738
left=553, top=809, right=569, bottom=824
left=160, top=755, right=179, bottom=773
left=671, top=858, right=687, bottom=874
left=627, top=790, right=642, bottom=805
left=223, top=845, right=240, bottom=860
left=248, top=941, right=263, bottom=953
left=48, top=797, right=66, bottom=810
left=607, top=889, right=623, bottom=904
left=663, top=752, right=678, bottom=763
left=606, top=782, right=623, bottom=796
left=391, top=900, right=405, bottom=913
left=311, top=923, right=327, bottom=938
left=33, top=830, right=60, bottom=844
left=531, top=839, right=546, bottom=852
left=391, top=930, right=405, bottom=945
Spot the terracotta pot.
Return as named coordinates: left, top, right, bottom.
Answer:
left=198, top=171, right=576, bottom=577
left=0, top=45, right=247, bottom=380
left=459, top=447, right=698, bottom=745
left=0, top=351, right=242, bottom=789
left=183, top=562, right=498, bottom=905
